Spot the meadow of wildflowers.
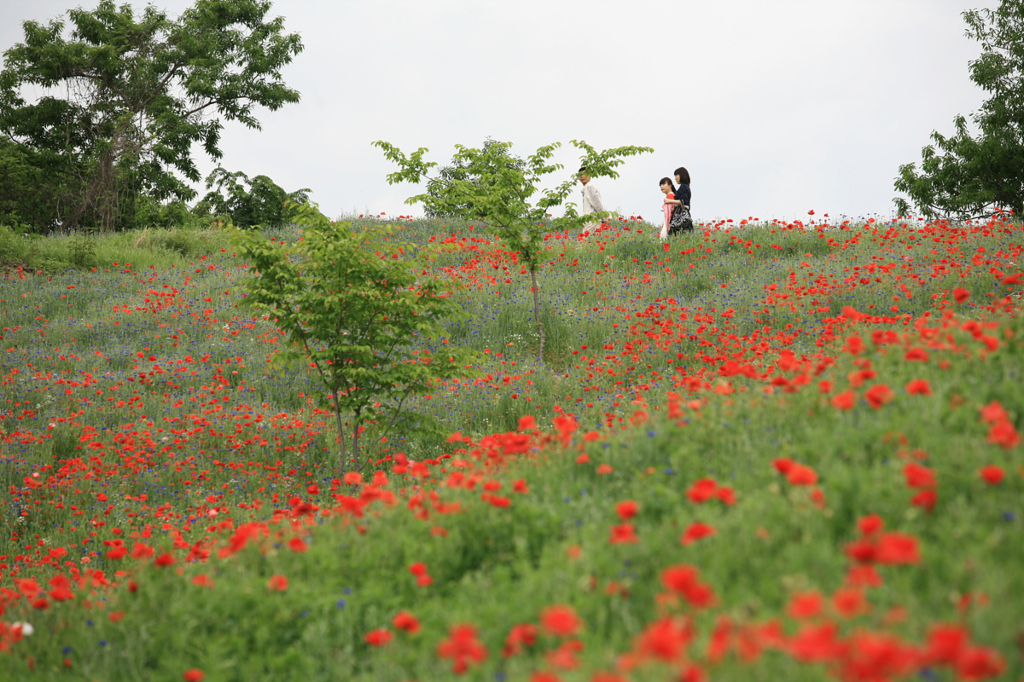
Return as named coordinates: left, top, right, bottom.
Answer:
left=0, top=212, right=1021, bottom=681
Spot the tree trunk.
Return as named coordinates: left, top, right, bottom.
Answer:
left=332, top=394, right=347, bottom=470
left=530, top=268, right=545, bottom=362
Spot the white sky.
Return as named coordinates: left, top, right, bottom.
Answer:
left=1, top=0, right=997, bottom=223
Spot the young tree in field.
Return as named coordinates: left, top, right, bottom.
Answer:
left=373, top=139, right=652, bottom=361
left=895, top=0, right=1024, bottom=220
left=235, top=205, right=477, bottom=469
left=0, top=0, right=303, bottom=232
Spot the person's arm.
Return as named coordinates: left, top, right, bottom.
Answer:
left=588, top=186, right=605, bottom=213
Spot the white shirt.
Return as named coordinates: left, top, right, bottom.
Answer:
left=581, top=182, right=604, bottom=215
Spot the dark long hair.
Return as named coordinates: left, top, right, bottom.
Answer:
left=674, top=167, right=691, bottom=185
left=659, top=177, right=676, bottom=192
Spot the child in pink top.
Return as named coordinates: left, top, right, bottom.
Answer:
left=659, top=177, right=676, bottom=241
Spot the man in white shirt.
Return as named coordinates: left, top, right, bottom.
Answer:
left=578, top=167, right=604, bottom=238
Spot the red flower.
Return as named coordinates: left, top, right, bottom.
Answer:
left=596, top=463, right=613, bottom=474
left=831, top=390, right=855, bottom=410
left=864, top=384, right=895, bottom=409
left=615, top=500, right=638, bottom=521
left=183, top=670, right=205, bottom=682
left=686, top=478, right=718, bottom=503
left=609, top=523, right=638, bottom=544
left=904, top=347, right=929, bottom=362
left=787, top=591, right=824, bottom=619
left=267, top=575, right=288, bottom=591
left=978, top=401, right=1009, bottom=424
left=787, top=464, right=818, bottom=486
left=660, top=564, right=715, bottom=608
left=905, top=378, right=932, bottom=395
left=831, top=587, right=868, bottom=618
left=987, top=420, right=1021, bottom=449
left=875, top=532, right=921, bottom=565
left=503, top=623, right=538, bottom=657
left=681, top=522, right=716, bottom=546
left=910, top=489, right=937, bottom=513
left=436, top=624, right=488, bottom=674
left=952, top=287, right=970, bottom=302
left=288, top=537, right=308, bottom=552
left=858, top=514, right=885, bottom=535
left=715, top=486, right=736, bottom=505
left=633, top=616, right=693, bottom=663
left=979, top=464, right=1004, bottom=484
left=772, top=458, right=794, bottom=474
left=903, top=462, right=936, bottom=489
left=364, top=628, right=392, bottom=647
left=47, top=575, right=75, bottom=602
left=541, top=605, right=582, bottom=638
left=154, top=553, right=176, bottom=568
left=392, top=610, right=420, bottom=634
left=408, top=562, right=428, bottom=576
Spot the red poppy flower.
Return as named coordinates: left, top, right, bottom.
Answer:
left=686, top=478, right=718, bottom=503
left=952, top=287, right=970, bottom=303
left=979, top=465, right=1004, bottom=484
left=609, top=523, right=638, bottom=544
left=154, top=553, right=176, bottom=568
left=987, top=420, right=1021, bottom=449
left=615, top=500, right=638, bottom=521
left=517, top=415, right=536, bottom=431
left=681, top=522, right=716, bottom=546
left=288, top=537, right=308, bottom=552
left=875, top=532, right=921, bottom=565
left=865, top=384, right=895, bottom=409
left=364, top=628, right=392, bottom=647
left=267, top=575, right=288, bottom=591
left=392, top=611, right=420, bottom=634
left=911, top=489, right=937, bottom=513
left=831, top=390, right=855, bottom=410
left=979, top=401, right=1009, bottom=424
left=182, top=670, right=205, bottom=682
left=540, top=604, right=582, bottom=637
left=905, top=379, right=932, bottom=395
left=787, top=464, right=818, bottom=486
left=436, top=624, right=488, bottom=674
left=503, top=623, right=538, bottom=657
left=661, top=564, right=715, bottom=608
left=786, top=591, right=823, bottom=619
left=903, top=462, right=936, bottom=489
left=858, top=514, right=885, bottom=535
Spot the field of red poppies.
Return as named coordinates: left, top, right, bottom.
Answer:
left=0, top=213, right=1022, bottom=681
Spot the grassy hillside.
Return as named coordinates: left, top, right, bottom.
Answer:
left=0, top=214, right=1022, bottom=681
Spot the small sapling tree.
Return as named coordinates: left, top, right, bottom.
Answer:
left=235, top=204, right=477, bottom=469
left=373, top=139, right=652, bottom=361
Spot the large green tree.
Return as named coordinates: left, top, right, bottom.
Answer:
left=0, top=0, right=303, bottom=232
left=895, top=1, right=1024, bottom=220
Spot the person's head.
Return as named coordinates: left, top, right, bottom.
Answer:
left=578, top=167, right=590, bottom=185
left=674, top=167, right=690, bottom=186
left=659, top=176, right=676, bottom=194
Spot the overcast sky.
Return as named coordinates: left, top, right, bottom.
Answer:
left=2, top=0, right=997, bottom=223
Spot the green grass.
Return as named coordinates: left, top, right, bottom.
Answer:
left=0, top=215, right=1021, bottom=681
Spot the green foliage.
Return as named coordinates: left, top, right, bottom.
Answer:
left=374, top=138, right=653, bottom=361
left=234, top=205, right=479, bottom=467
left=0, top=0, right=303, bottom=232
left=895, top=0, right=1024, bottom=220
left=195, top=166, right=311, bottom=227
left=422, top=137, right=527, bottom=220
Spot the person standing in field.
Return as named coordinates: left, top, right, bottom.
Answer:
left=578, top=167, right=605, bottom=238
left=659, top=176, right=676, bottom=241
left=663, top=166, right=693, bottom=234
